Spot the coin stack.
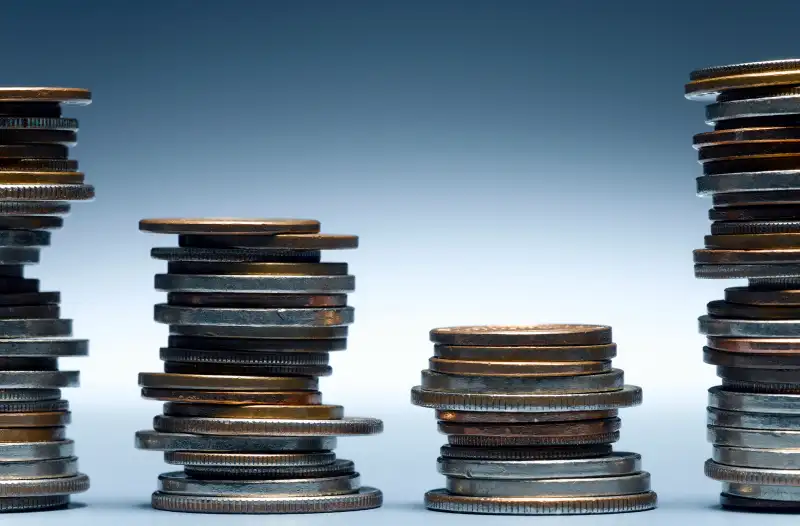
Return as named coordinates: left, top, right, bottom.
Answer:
left=687, top=60, right=800, bottom=511
left=410, top=324, right=656, bottom=515
left=0, top=88, right=94, bottom=512
left=134, top=218, right=383, bottom=514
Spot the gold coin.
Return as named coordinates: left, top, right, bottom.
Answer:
left=163, top=403, right=343, bottom=420
left=435, top=410, right=617, bottom=423
left=141, top=388, right=322, bottom=405
left=686, top=71, right=800, bottom=100
left=0, top=412, right=70, bottom=428
left=428, top=358, right=611, bottom=377
left=166, top=261, right=348, bottom=276
left=0, top=88, right=91, bottom=104
left=139, top=218, right=320, bottom=235
left=0, top=172, right=84, bottom=184
left=138, top=373, right=317, bottom=391
left=0, top=427, right=65, bottom=442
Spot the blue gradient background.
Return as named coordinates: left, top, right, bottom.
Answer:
left=4, top=0, right=800, bottom=523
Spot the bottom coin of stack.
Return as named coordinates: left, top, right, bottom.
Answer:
left=411, top=324, right=656, bottom=515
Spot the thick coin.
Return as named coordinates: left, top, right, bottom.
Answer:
left=0, top=473, right=89, bottom=497
left=437, top=452, right=641, bottom=480
left=0, top=292, right=59, bottom=306
left=139, top=218, right=320, bottom=235
left=168, top=334, right=346, bottom=349
left=158, top=471, right=360, bottom=497
left=445, top=472, right=650, bottom=498
left=0, top=412, right=70, bottom=428
left=699, top=315, right=800, bottom=337
left=709, top=206, right=800, bottom=222
left=155, top=274, right=355, bottom=294
left=424, top=489, right=657, bottom=515
left=708, top=407, right=800, bottom=430
left=0, top=441, right=73, bottom=461
left=708, top=426, right=800, bottom=448
left=714, top=445, right=800, bottom=469
left=706, top=95, right=800, bottom=122
left=698, top=173, right=800, bottom=196
left=167, top=292, right=346, bottom=308
left=184, top=459, right=355, bottom=480
left=0, top=457, right=78, bottom=479
left=686, top=70, right=800, bottom=100
left=0, top=160, right=78, bottom=172
left=153, top=304, right=354, bottom=327
left=0, top=371, right=78, bottom=388
left=0, top=278, right=40, bottom=294
left=705, top=233, right=800, bottom=249
left=0, top=117, right=77, bottom=131
left=722, top=379, right=800, bottom=392
left=720, top=492, right=800, bottom=510
left=166, top=261, right=347, bottom=276
left=723, top=482, right=800, bottom=501
left=428, top=358, right=611, bottom=377
left=0, top=495, right=70, bottom=512
left=153, top=415, right=383, bottom=436
left=712, top=221, right=800, bottom=235
left=725, top=287, right=800, bottom=306
left=0, top=184, right=93, bottom=201
left=429, top=324, right=612, bottom=347
left=750, top=277, right=800, bottom=288
left=0, top=248, right=38, bottom=265
left=696, top=249, right=800, bottom=265
left=151, top=487, right=382, bottom=514
left=709, top=386, right=800, bottom=414
left=151, top=246, right=322, bottom=263
left=706, top=300, right=800, bottom=319
left=704, top=347, right=800, bottom=368
left=164, top=451, right=337, bottom=467
left=706, top=459, right=800, bottom=485
left=141, top=388, right=322, bottom=404
left=0, top=357, right=57, bottom=371
left=438, top=419, right=621, bottom=438
left=0, top=319, right=71, bottom=338
left=0, top=305, right=59, bottom=319
left=435, top=409, right=617, bottom=423
left=162, top=362, right=332, bottom=377
left=178, top=233, right=359, bottom=250
left=717, top=366, right=800, bottom=385
left=0, top=130, right=77, bottom=146
left=0, top=338, right=87, bottom=357
left=714, top=190, right=800, bottom=207
left=169, top=325, right=348, bottom=339
left=160, top=348, right=331, bottom=366
left=411, top=385, right=642, bottom=412
left=447, top=433, right=619, bottom=447
left=135, top=431, right=337, bottom=452
left=440, top=444, right=612, bottom=461
left=163, top=403, right=343, bottom=420
left=0, top=400, right=67, bottom=414
left=0, top=230, right=48, bottom=247
left=139, top=373, right=317, bottom=391
left=420, top=369, right=623, bottom=394
left=433, top=343, right=617, bottom=361
left=0, top=216, right=63, bottom=231
left=0, top=389, right=60, bottom=402
left=696, top=263, right=800, bottom=279
left=0, top=427, right=65, bottom=442
left=0, top=88, right=91, bottom=104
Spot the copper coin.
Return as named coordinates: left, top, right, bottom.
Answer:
left=139, top=218, right=320, bottom=235
left=0, top=88, right=91, bottom=104
left=435, top=409, right=617, bottom=423
left=429, top=324, right=612, bottom=347
left=0, top=427, right=65, bottom=442
left=141, top=388, right=322, bottom=405
left=428, top=358, right=611, bottom=377
left=163, top=403, right=343, bottom=420
left=433, top=343, right=616, bottom=361
left=708, top=337, right=800, bottom=354
left=0, top=412, right=70, bottom=428
left=178, top=233, right=358, bottom=250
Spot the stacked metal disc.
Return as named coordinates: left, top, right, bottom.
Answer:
left=0, top=88, right=93, bottom=512
left=133, top=218, right=383, bottom=514
left=410, top=324, right=656, bottom=515
left=687, top=60, right=800, bottom=511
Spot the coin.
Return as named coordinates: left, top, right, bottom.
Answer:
left=0, top=184, right=93, bottom=201
left=140, top=218, right=321, bottom=235
left=134, top=431, right=337, bottom=452
left=164, top=451, right=337, bottom=467
left=0, top=457, right=78, bottom=479
left=725, top=286, right=800, bottom=306
left=163, top=403, right=343, bottom=420
left=695, top=127, right=800, bottom=147
left=437, top=452, right=641, bottom=480
left=0, top=130, right=77, bottom=146
left=153, top=415, right=383, bottom=436
left=706, top=95, right=800, bottom=123
left=140, top=388, right=322, bottom=405
left=717, top=365, right=800, bottom=385
left=166, top=292, right=346, bottom=308
left=686, top=71, right=800, bottom=101
left=429, top=324, right=612, bottom=347
left=0, top=427, right=65, bottom=442
left=714, top=189, right=800, bottom=207
left=706, top=300, right=800, bottom=319
left=439, top=444, right=612, bottom=461
left=0, top=400, right=68, bottom=413
left=690, top=60, right=800, bottom=82
left=420, top=369, right=624, bottom=393
left=706, top=459, right=800, bottom=485
left=155, top=273, right=356, bottom=294
left=0, top=144, right=68, bottom=159
left=447, top=433, right=619, bottom=447
left=160, top=348, right=331, bottom=366
left=169, top=325, right=348, bottom=339
left=698, top=173, right=800, bottom=196
left=445, top=472, right=650, bottom=498
left=433, top=343, right=617, bottom=361
left=152, top=247, right=322, bottom=263
left=0, top=495, right=70, bottom=512
left=708, top=426, right=800, bottom=448
left=153, top=304, right=354, bottom=327
left=709, top=386, right=800, bottom=414
left=0, top=117, right=76, bottom=131
left=0, top=412, right=70, bottom=428
left=0, top=216, right=63, bottom=231
left=704, top=347, right=800, bottom=368
left=713, top=445, right=800, bottom=469
left=166, top=261, right=347, bottom=276
left=0, top=88, right=91, bottom=104
left=435, top=409, right=617, bottom=423
left=708, top=407, right=800, bottom=429
left=438, top=418, right=621, bottom=438
left=178, top=233, right=359, bottom=250
left=723, top=481, right=800, bottom=501
left=695, top=249, right=800, bottom=265
left=157, top=471, right=361, bottom=497
left=709, top=206, right=800, bottom=222
left=168, top=334, right=346, bottom=350
left=720, top=492, right=800, bottom=509
left=699, top=315, right=800, bottom=337
left=0, top=371, right=78, bottom=388
left=162, top=362, right=332, bottom=377
left=138, top=373, right=317, bottom=391
left=0, top=389, right=61, bottom=402
left=184, top=459, right=355, bottom=480
left=428, top=358, right=611, bottom=377
left=0, top=338, right=87, bottom=357
left=712, top=221, right=800, bottom=235
left=0, top=473, right=89, bottom=497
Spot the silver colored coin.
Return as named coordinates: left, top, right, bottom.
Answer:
left=699, top=315, right=800, bottom=337
left=708, top=407, right=800, bottom=429
left=165, top=451, right=337, bottom=467
left=155, top=274, right=356, bottom=293
left=160, top=348, right=330, bottom=366
left=696, top=263, right=800, bottom=279
left=445, top=472, right=650, bottom=498
left=424, top=489, right=657, bottom=515
left=706, top=95, right=800, bottom=122
left=0, top=457, right=78, bottom=479
left=135, top=430, right=337, bottom=452
left=0, top=202, right=70, bottom=216
left=0, top=440, right=73, bottom=461
left=750, top=277, right=800, bottom=288
left=151, top=487, right=382, bottom=514
left=153, top=416, right=383, bottom=437
left=0, top=305, right=59, bottom=319
left=162, top=361, right=332, bottom=377
left=433, top=343, right=617, bottom=361
left=698, top=172, right=800, bottom=196
left=0, top=370, right=78, bottom=388
left=153, top=304, right=354, bottom=327
left=704, top=348, right=800, bottom=369
left=0, top=319, right=71, bottom=338
left=726, top=286, right=800, bottom=305
left=167, top=335, right=346, bottom=351
left=184, top=459, right=355, bottom=480
left=152, top=246, right=322, bottom=263
left=712, top=221, right=800, bottom=235
left=0, top=400, right=68, bottom=413
left=720, top=492, right=800, bottom=510
left=714, top=190, right=800, bottom=207
left=158, top=471, right=361, bottom=497
left=709, top=426, right=800, bottom=448
left=169, top=325, right=347, bottom=339
left=0, top=230, right=49, bottom=247
left=420, top=369, right=624, bottom=394
left=0, top=473, right=89, bottom=497
left=0, top=338, right=87, bottom=357
left=713, top=445, right=800, bottom=469
left=437, top=452, right=641, bottom=480
left=0, top=292, right=59, bottom=306
left=0, top=248, right=38, bottom=265
left=723, top=482, right=800, bottom=501
left=0, top=389, right=60, bottom=402
left=440, top=444, right=612, bottom=461
left=717, top=365, right=800, bottom=385
left=0, top=117, right=77, bottom=131
left=706, top=458, right=800, bottom=485
left=438, top=418, right=621, bottom=437
left=167, top=292, right=347, bottom=309
left=447, top=432, right=620, bottom=448
left=722, top=379, right=800, bottom=393
left=0, top=495, right=70, bottom=512
left=0, top=185, right=93, bottom=201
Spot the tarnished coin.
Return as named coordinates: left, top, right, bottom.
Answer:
left=141, top=388, right=322, bottom=405
left=169, top=325, right=348, bottom=339
left=445, top=471, right=650, bottom=498
left=706, top=232, right=800, bottom=249
left=166, top=261, right=347, bottom=276
left=697, top=263, right=800, bottom=279
left=704, top=347, right=800, bottom=368
left=0, top=440, right=74, bottom=461
left=0, top=412, right=70, bottom=428
left=435, top=409, right=617, bottom=423
left=709, top=206, right=800, bottom=222
left=139, top=373, right=317, bottom=391
left=153, top=415, right=383, bottom=436
left=429, top=324, right=612, bottom=347
left=178, top=233, right=359, bottom=250
left=723, top=481, right=800, bottom=501
left=0, top=130, right=77, bottom=146
left=437, top=452, right=641, bottom=480
left=717, top=365, right=800, bottom=385
left=0, top=457, right=78, bottom=480
left=699, top=315, right=800, bottom=337
left=707, top=300, right=800, bottom=319
left=158, top=471, right=360, bottom=497
left=447, top=433, right=620, bottom=447
left=708, top=337, right=800, bottom=354
left=695, top=249, right=800, bottom=265
left=0, top=248, right=38, bottom=265
left=714, top=189, right=800, bottom=207
left=0, top=304, right=58, bottom=319
left=184, top=459, right=356, bottom=480
left=134, top=431, right=336, bottom=452
left=0, top=473, right=89, bottom=497
left=0, top=230, right=49, bottom=247
left=153, top=304, right=354, bottom=327
left=164, top=451, right=337, bottom=467
left=139, top=218, right=321, bottom=235
left=0, top=117, right=76, bottom=131
left=0, top=88, right=91, bottom=104
left=0, top=184, right=93, bottom=201
left=440, top=444, right=612, bottom=461
left=420, top=369, right=624, bottom=394
left=714, top=445, right=800, bottom=469
left=709, top=386, right=800, bottom=414
left=0, top=338, right=87, bottom=357
left=0, top=357, right=57, bottom=371
left=0, top=370, right=78, bottom=388
left=708, top=426, right=800, bottom=448
left=725, top=286, right=800, bottom=306
left=162, top=361, right=333, bottom=377
left=0, top=319, right=71, bottom=338
left=0, top=144, right=68, bottom=159
left=0, top=389, right=61, bottom=402
left=0, top=400, right=68, bottom=414
left=167, top=292, right=346, bottom=308
left=707, top=459, right=800, bottom=486
left=155, top=273, right=355, bottom=294
left=152, top=246, right=322, bottom=263
left=0, top=427, right=65, bottom=442
left=168, top=334, right=346, bottom=350
left=700, top=142, right=800, bottom=162
left=0, top=292, right=59, bottom=306
left=708, top=407, right=800, bottom=430
left=428, top=358, right=611, bottom=377
left=0, top=495, right=70, bottom=512
left=160, top=348, right=332, bottom=366
left=695, top=127, right=800, bottom=148
left=712, top=221, right=800, bottom=235
left=433, top=343, right=617, bottom=361
left=163, top=403, right=343, bottom=420
left=0, top=216, right=63, bottom=231
left=438, top=418, right=621, bottom=439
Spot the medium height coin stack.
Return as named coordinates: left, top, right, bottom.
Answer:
left=134, top=218, right=382, bottom=514
left=687, top=60, right=800, bottom=511
left=0, top=88, right=94, bottom=512
left=411, top=324, right=656, bottom=515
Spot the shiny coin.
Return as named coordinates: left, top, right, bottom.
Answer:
left=0, top=389, right=60, bottom=402
left=428, top=358, right=611, bottom=377
left=0, top=184, right=93, bottom=201
left=433, top=343, right=616, bottom=361
left=708, top=337, right=800, bottom=353
left=139, top=373, right=317, bottom=391
left=439, top=418, right=620, bottom=438
left=152, top=246, right=322, bottom=263
left=720, top=492, right=800, bottom=510
left=440, top=444, right=612, bottom=461
left=698, top=173, right=800, bottom=196
left=420, top=369, right=623, bottom=394
left=141, top=388, right=322, bottom=405
left=696, top=249, right=800, bottom=265
left=163, top=403, right=343, bottom=420
left=448, top=432, right=619, bottom=447
left=706, top=95, right=800, bottom=123
left=708, top=426, right=800, bottom=448
left=0, top=427, right=65, bottom=442
left=160, top=348, right=331, bottom=366
left=139, top=218, right=320, bottom=235
left=437, top=452, right=641, bottom=480
left=168, top=334, right=346, bottom=349
left=0, top=457, right=78, bottom=479
left=708, top=407, right=800, bottom=430
left=167, top=292, right=346, bottom=308
left=153, top=304, right=354, bottom=327
left=710, top=386, right=800, bottom=414
left=156, top=273, right=355, bottom=294
left=164, top=451, right=337, bottom=467
left=184, top=459, right=355, bottom=480
left=0, top=88, right=91, bottom=104
left=169, top=325, right=348, bottom=339
left=690, top=60, right=800, bottom=82
left=725, top=286, right=800, bottom=306
left=0, top=473, right=89, bottom=497
left=713, top=445, right=800, bottom=469
left=707, top=300, right=800, bottom=319
left=166, top=261, right=346, bottom=275
left=686, top=70, right=800, bottom=101
left=158, top=471, right=360, bottom=497
left=445, top=471, right=650, bottom=498
left=0, top=338, right=87, bottom=357
left=179, top=233, right=358, bottom=250
left=0, top=130, right=77, bottom=146
left=0, top=371, right=78, bottom=388
left=699, top=315, right=800, bottom=337
left=706, top=459, right=800, bottom=485
left=723, top=481, right=800, bottom=501
left=704, top=347, right=800, bottom=368
left=153, top=415, right=383, bottom=436
left=435, top=409, right=617, bottom=423
left=134, top=431, right=336, bottom=452
left=0, top=440, right=73, bottom=461
left=430, top=324, right=612, bottom=347
left=714, top=189, right=800, bottom=207
left=162, top=361, right=332, bottom=377
left=0, top=412, right=70, bottom=428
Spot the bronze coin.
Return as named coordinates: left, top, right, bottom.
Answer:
left=429, top=324, right=612, bottom=347
left=139, top=218, right=320, bottom=235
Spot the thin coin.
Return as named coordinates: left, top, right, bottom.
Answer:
left=699, top=315, right=800, bottom=338
left=0, top=357, right=56, bottom=372
left=162, top=362, right=332, bottom=377
left=0, top=88, right=91, bottom=104
left=685, top=70, right=800, bottom=100
left=440, top=444, right=613, bottom=461
left=184, top=459, right=355, bottom=480
left=0, top=440, right=74, bottom=461
left=707, top=300, right=800, bottom=319
left=706, top=95, right=800, bottom=123
left=708, top=407, right=800, bottom=430
left=712, top=221, right=800, bottom=235
left=138, top=373, right=317, bottom=391
left=167, top=292, right=346, bottom=308
left=0, top=473, right=89, bottom=497
left=695, top=127, right=800, bottom=147
left=167, top=334, right=346, bottom=350
left=717, top=366, right=800, bottom=385
left=155, top=274, right=355, bottom=294
left=725, top=286, right=800, bottom=306
left=166, top=261, right=347, bottom=276
left=0, top=305, right=59, bottom=319
left=709, top=386, right=800, bottom=414
left=139, top=218, right=320, bottom=235
left=723, top=481, right=800, bottom=501
left=151, top=246, right=322, bottom=263
left=714, top=189, right=800, bottom=207
left=0, top=171, right=82, bottom=184
left=141, top=388, right=322, bottom=405
left=433, top=343, right=617, bottom=361
left=153, top=304, right=354, bottom=327
left=695, top=249, right=800, bottom=264
left=153, top=416, right=383, bottom=436
left=169, top=325, right=348, bottom=339
left=0, top=184, right=93, bottom=202
left=435, top=409, right=617, bottom=423
left=700, top=142, right=800, bottom=161
left=0, top=427, right=65, bottom=442
left=723, top=379, right=800, bottom=393
left=0, top=117, right=76, bottom=131
left=0, top=457, right=78, bottom=480
left=706, top=233, right=800, bottom=250
left=704, top=347, right=800, bottom=368
left=429, top=324, right=612, bottom=347
left=438, top=418, right=621, bottom=438
left=160, top=348, right=331, bottom=366
left=0, top=495, right=69, bottom=512
left=0, top=278, right=40, bottom=294
left=163, top=403, right=343, bottom=420
left=698, top=173, right=800, bottom=196
left=157, top=471, right=360, bottom=497
left=164, top=451, right=337, bottom=467
left=134, top=431, right=336, bottom=452
left=0, top=217, right=63, bottom=231
left=0, top=371, right=78, bottom=388
left=690, top=60, right=800, bottom=82
left=437, top=452, right=641, bottom=480
left=713, top=445, right=800, bottom=469
left=178, top=233, right=359, bottom=250
left=420, top=369, right=624, bottom=394
left=709, top=206, right=800, bottom=221
left=708, top=426, right=800, bottom=448
left=0, top=389, right=61, bottom=402
left=428, top=358, right=611, bottom=377
left=0, top=292, right=59, bottom=306
left=0, top=230, right=49, bottom=247
left=445, top=472, right=651, bottom=498
left=0, top=145, right=68, bottom=159
left=0, top=400, right=68, bottom=414
left=0, top=412, right=70, bottom=428
left=703, top=157, right=800, bottom=175
left=0, top=338, right=87, bottom=357
left=447, top=432, right=620, bottom=447
left=0, top=130, right=77, bottom=146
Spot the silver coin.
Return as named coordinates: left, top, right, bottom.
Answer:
left=445, top=472, right=650, bottom=498
left=723, top=482, right=800, bottom=501
left=714, top=445, right=800, bottom=469
left=0, top=457, right=78, bottom=479
left=135, top=430, right=336, bottom=452
left=165, top=451, right=337, bottom=467
left=0, top=305, right=59, bottom=319
left=0, top=399, right=68, bottom=413
left=0, top=440, right=73, bottom=461
left=722, top=379, right=800, bottom=393
left=184, top=459, right=355, bottom=480
left=0, top=338, right=87, bottom=357
left=0, top=319, right=71, bottom=338
left=712, top=221, right=800, bottom=235
left=0, top=389, right=60, bottom=402
left=152, top=415, right=383, bottom=436
left=447, top=432, right=620, bottom=448
left=0, top=473, right=89, bottom=497
left=708, top=426, right=800, bottom=448
left=708, top=407, right=800, bottom=430
left=440, top=444, right=612, bottom=461
left=169, top=325, right=348, bottom=339
left=717, top=366, right=800, bottom=385
left=0, top=230, right=49, bottom=247
left=704, top=348, right=800, bottom=369
left=152, top=246, right=322, bottom=263
left=162, top=361, right=332, bottom=377
left=437, top=452, right=641, bottom=480
left=153, top=304, right=354, bottom=327
left=167, top=335, right=346, bottom=351
left=0, top=184, right=93, bottom=201
left=750, top=277, right=800, bottom=288
left=420, top=369, right=624, bottom=394
left=0, top=202, right=70, bottom=216
left=155, top=274, right=355, bottom=293
left=160, top=348, right=330, bottom=366
left=698, top=172, right=800, bottom=196
left=157, top=471, right=361, bottom=497
left=0, top=292, right=59, bottom=306
left=706, top=95, right=800, bottom=122
left=696, top=263, right=800, bottom=279
left=720, top=492, right=800, bottom=510
left=707, top=459, right=800, bottom=485
left=0, top=495, right=70, bottom=511
left=699, top=315, right=800, bottom=337
left=0, top=248, right=38, bottom=265
left=714, top=190, right=800, bottom=207
left=0, top=370, right=78, bottom=388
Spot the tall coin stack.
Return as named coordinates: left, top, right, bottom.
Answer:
left=687, top=60, right=800, bottom=511
left=410, top=324, right=656, bottom=515
left=0, top=88, right=93, bottom=512
left=134, top=218, right=383, bottom=514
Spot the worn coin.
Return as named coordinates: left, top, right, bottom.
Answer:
left=178, top=233, right=359, bottom=250
left=706, top=300, right=800, bottom=319
left=0, top=495, right=70, bottom=512
left=0, top=427, right=65, bottom=442
left=704, top=347, right=800, bottom=368
left=139, top=373, right=317, bottom=391
left=0, top=304, right=59, bottom=319
left=135, top=431, right=336, bottom=452
left=152, top=246, right=322, bottom=263
left=160, top=348, right=331, bottom=366
left=0, top=371, right=78, bottom=388
left=709, top=337, right=800, bottom=355
left=168, top=334, right=346, bottom=349
left=712, top=221, right=800, bottom=235
left=184, top=459, right=356, bottom=480
left=725, top=286, right=800, bottom=306
left=0, top=457, right=78, bottom=479
left=0, top=292, right=59, bottom=306
left=141, top=388, right=322, bottom=405
left=0, top=338, right=87, bottom=357
left=435, top=409, right=617, bottom=423
left=162, top=361, right=332, bottom=377
left=155, top=273, right=355, bottom=293
left=723, top=482, right=800, bottom=501
left=0, top=230, right=49, bottom=247
left=445, top=472, right=650, bottom=498
left=167, top=292, right=346, bottom=308
left=694, top=249, right=800, bottom=265
left=713, top=445, right=800, bottom=469
left=166, top=261, right=347, bottom=276
left=433, top=343, right=617, bottom=361
left=440, top=444, right=612, bottom=461
left=699, top=315, right=800, bottom=337
left=714, top=189, right=800, bottom=207
left=420, top=369, right=623, bottom=394
left=158, top=471, right=360, bottom=497
left=153, top=415, right=383, bottom=436
left=695, top=127, right=800, bottom=147
left=0, top=440, right=73, bottom=461
left=708, top=407, right=800, bottom=430
left=697, top=263, right=800, bottom=279
left=0, top=88, right=91, bottom=104
left=447, top=432, right=619, bottom=447
left=709, top=386, right=800, bottom=414
left=437, top=452, right=641, bottom=480
left=169, top=325, right=348, bottom=339
left=163, top=403, right=343, bottom=420
left=706, top=459, right=800, bottom=485
left=438, top=418, right=621, bottom=438
left=0, top=319, right=71, bottom=338
left=139, top=218, right=321, bottom=235
left=706, top=95, right=800, bottom=122
left=154, top=304, right=354, bottom=327
left=709, top=206, right=800, bottom=222
left=164, top=451, right=337, bottom=467
left=0, top=473, right=89, bottom=497
left=430, top=324, right=612, bottom=347
left=428, top=358, right=611, bottom=377
left=0, top=184, right=93, bottom=201
left=698, top=173, right=800, bottom=196
left=0, top=117, right=76, bottom=130
left=0, top=412, right=70, bottom=428
left=0, top=389, right=61, bottom=402
left=717, top=366, right=800, bottom=385
left=0, top=400, right=68, bottom=414
left=0, top=144, right=68, bottom=159
left=708, top=426, right=800, bottom=448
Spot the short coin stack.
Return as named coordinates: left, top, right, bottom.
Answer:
left=134, top=218, right=383, bottom=514
left=410, top=324, right=656, bottom=515
left=687, top=60, right=800, bottom=511
left=0, top=88, right=93, bottom=512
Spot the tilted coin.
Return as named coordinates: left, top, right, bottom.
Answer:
left=722, top=481, right=800, bottom=501
left=166, top=261, right=347, bottom=276
left=0, top=216, right=63, bottom=231
left=0, top=457, right=78, bottom=479
left=725, top=286, right=800, bottom=306
left=0, top=88, right=91, bottom=104
left=437, top=452, right=641, bottom=480
left=152, top=246, right=322, bottom=263
left=708, top=407, right=800, bottom=430
left=445, top=471, right=651, bottom=498
left=717, top=365, right=800, bottom=385
left=164, top=451, right=337, bottom=467
left=0, top=371, right=78, bottom=388
left=429, top=324, right=612, bottom=347
left=0, top=389, right=60, bottom=402
left=0, top=248, right=39, bottom=265
left=706, top=95, right=800, bottom=123
left=712, top=221, right=800, bottom=235
left=709, top=206, right=800, bottom=222
left=0, top=230, right=49, bottom=247
left=713, top=445, right=800, bottom=469
left=0, top=184, right=93, bottom=201
left=424, top=489, right=657, bottom=515
left=433, top=343, right=617, bottom=361
left=435, top=409, right=617, bottom=423
left=690, top=60, right=800, bottom=82
left=709, top=386, right=800, bottom=414
left=155, top=274, right=356, bottom=294
left=160, top=348, right=331, bottom=366
left=135, top=431, right=336, bottom=452
left=163, top=403, right=343, bottom=420
left=695, top=248, right=800, bottom=264
left=0, top=129, right=77, bottom=146
left=708, top=426, right=800, bottom=448
left=0, top=412, right=70, bottom=428
left=0, top=440, right=73, bottom=461
left=699, top=315, right=800, bottom=337
left=411, top=385, right=642, bottom=412
left=0, top=427, right=65, bottom=442
left=138, top=373, right=317, bottom=391
left=704, top=347, right=800, bottom=368
left=153, top=304, right=354, bottom=327
left=698, top=173, right=800, bottom=196
left=167, top=292, right=346, bottom=308
left=447, top=432, right=619, bottom=447
left=720, top=492, right=800, bottom=510
left=696, top=262, right=800, bottom=278
left=706, top=459, right=800, bottom=485
left=151, top=487, right=382, bottom=514
left=178, top=233, right=359, bottom=250
left=139, top=218, right=321, bottom=235
left=141, top=388, right=322, bottom=405
left=168, top=334, right=346, bottom=350
left=184, top=459, right=355, bottom=480
left=428, top=358, right=611, bottom=377
left=169, top=325, right=348, bottom=339
left=0, top=338, right=87, bottom=357
left=158, top=471, right=360, bottom=497
left=420, top=369, right=624, bottom=394
left=0, top=495, right=70, bottom=512
left=714, top=189, right=800, bottom=207
left=0, top=400, right=68, bottom=414
left=153, top=415, right=383, bottom=436
left=162, top=361, right=333, bottom=377
left=706, top=300, right=800, bottom=319
left=440, top=444, right=613, bottom=461
left=438, top=418, right=621, bottom=438
left=0, top=473, right=89, bottom=497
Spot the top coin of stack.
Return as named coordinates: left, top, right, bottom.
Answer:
left=411, top=324, right=656, bottom=515
left=134, top=218, right=383, bottom=514
left=686, top=60, right=800, bottom=510
left=0, top=88, right=94, bottom=513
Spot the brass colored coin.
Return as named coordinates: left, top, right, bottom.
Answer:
left=0, top=427, right=65, bottom=442
left=708, top=337, right=800, bottom=354
left=178, top=233, right=359, bottom=250
left=139, top=218, right=320, bottom=235
left=435, top=410, right=617, bottom=423
left=430, top=324, right=612, bottom=346
left=685, top=70, right=800, bottom=100
left=167, top=292, right=347, bottom=308
left=0, top=172, right=83, bottom=184
left=438, top=418, right=621, bottom=438
left=428, top=358, right=611, bottom=377
left=141, top=388, right=322, bottom=405
left=166, top=261, right=348, bottom=276
left=0, top=412, right=70, bottom=427
left=162, top=362, right=332, bottom=377
left=707, top=299, right=800, bottom=319
left=433, top=343, right=616, bottom=361
left=447, top=432, right=620, bottom=447
left=139, top=373, right=317, bottom=391
left=705, top=233, right=800, bottom=249
left=0, top=88, right=91, bottom=104
left=163, top=403, right=344, bottom=420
